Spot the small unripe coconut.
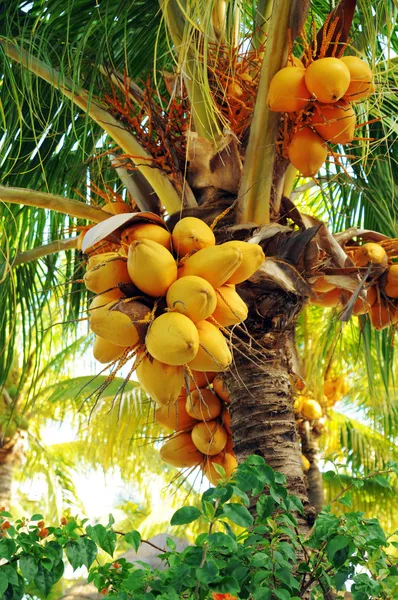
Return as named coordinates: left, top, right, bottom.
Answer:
left=213, top=375, right=230, bottom=403
left=136, top=354, right=184, bottom=405
left=311, top=276, right=336, bottom=293
left=146, top=313, right=199, bottom=366
left=191, top=420, right=227, bottom=455
left=204, top=452, right=238, bottom=485
left=127, top=239, right=177, bottom=297
left=310, top=288, right=342, bottom=308
left=93, top=335, right=124, bottom=363
left=312, top=101, right=356, bottom=144
left=155, top=396, right=197, bottom=431
left=324, top=377, right=348, bottom=402
left=369, top=303, right=398, bottom=330
left=84, top=254, right=131, bottom=295
left=301, top=399, right=322, bottom=420
left=305, top=57, right=351, bottom=103
left=227, top=82, right=243, bottom=98
left=288, top=128, right=327, bottom=177
left=301, top=455, right=311, bottom=472
left=166, top=276, right=217, bottom=323
left=178, top=244, right=243, bottom=289
left=90, top=299, right=150, bottom=347
left=172, top=217, right=215, bottom=256
left=160, top=433, right=204, bottom=468
left=212, top=285, right=248, bottom=326
left=341, top=56, right=374, bottom=101
left=351, top=243, right=387, bottom=267
left=188, top=371, right=216, bottom=391
left=223, top=241, right=265, bottom=284
left=267, top=67, right=311, bottom=113
left=102, top=201, right=132, bottom=214
left=188, top=320, right=232, bottom=372
left=121, top=223, right=171, bottom=250
left=186, top=388, right=222, bottom=421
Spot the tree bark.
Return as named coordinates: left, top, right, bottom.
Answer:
left=301, top=427, right=325, bottom=514
left=227, top=281, right=315, bottom=530
left=0, top=446, right=15, bottom=507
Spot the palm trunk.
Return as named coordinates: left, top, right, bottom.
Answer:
left=0, top=447, right=15, bottom=507
left=301, top=429, right=325, bottom=513
left=228, top=284, right=314, bottom=530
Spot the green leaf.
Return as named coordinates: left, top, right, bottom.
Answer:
left=326, top=535, right=351, bottom=562
left=274, top=589, right=291, bottom=600
left=0, top=571, right=8, bottom=597
left=323, top=470, right=337, bottom=481
left=66, top=538, right=97, bottom=569
left=373, top=475, right=392, bottom=489
left=196, top=560, right=219, bottom=584
left=256, top=496, right=275, bottom=522
left=0, top=539, right=16, bottom=561
left=253, top=587, right=272, bottom=600
left=170, top=506, right=202, bottom=526
left=221, top=503, right=253, bottom=528
left=250, top=552, right=272, bottom=568
left=338, top=492, right=352, bottom=507
left=210, top=576, right=240, bottom=594
left=125, top=531, right=141, bottom=552
left=208, top=532, right=237, bottom=553
left=19, top=554, right=38, bottom=583
left=86, top=524, right=116, bottom=557
left=30, top=514, right=44, bottom=521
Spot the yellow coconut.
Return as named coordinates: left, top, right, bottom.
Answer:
left=186, top=388, right=222, bottom=421
left=146, top=312, right=199, bottom=366
left=102, top=201, right=132, bottom=214
left=90, top=299, right=150, bottom=347
left=93, top=336, right=125, bottom=363
left=301, top=399, right=322, bottom=420
left=222, top=241, right=265, bottom=284
left=305, top=57, right=351, bottom=103
left=159, top=433, right=204, bottom=468
left=188, top=320, right=232, bottom=372
left=87, top=252, right=122, bottom=270
left=351, top=243, right=388, bottom=267
left=155, top=396, right=198, bottom=431
left=310, top=287, right=342, bottom=308
left=84, top=255, right=131, bottom=295
left=127, top=239, right=177, bottom=297
left=312, top=101, right=356, bottom=144
left=341, top=56, right=374, bottom=102
left=121, top=223, right=172, bottom=250
left=178, top=245, right=243, bottom=289
left=288, top=56, right=305, bottom=68
left=136, top=354, right=184, bottom=405
left=267, top=66, right=311, bottom=113
left=288, top=128, right=328, bottom=177
left=191, top=420, right=227, bottom=456
left=212, top=285, right=248, bottom=326
left=204, top=452, right=238, bottom=485
left=301, top=455, right=311, bottom=472
left=213, top=375, right=230, bottom=403
left=166, top=276, right=217, bottom=323
left=188, top=371, right=216, bottom=392
left=311, top=276, right=336, bottom=293
left=227, top=81, right=244, bottom=98
left=172, top=217, right=216, bottom=256
left=324, top=377, right=348, bottom=402
left=221, top=408, right=232, bottom=435
left=369, top=303, right=398, bottom=330
left=89, top=289, right=125, bottom=313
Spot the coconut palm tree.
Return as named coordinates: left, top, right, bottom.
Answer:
left=1, top=0, right=397, bottom=535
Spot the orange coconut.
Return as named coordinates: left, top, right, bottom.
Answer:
left=221, top=408, right=232, bottom=435
left=188, top=371, right=216, bottom=392
left=312, top=101, right=356, bottom=144
left=305, top=57, right=351, bottom=103
left=188, top=320, right=232, bottom=372
left=369, top=303, right=398, bottom=330
left=351, top=243, right=388, bottom=268
left=186, top=388, right=222, bottom=421
left=159, top=433, right=204, bottom=468
left=191, top=420, right=227, bottom=456
left=311, top=276, right=336, bottom=293
left=102, top=201, right=132, bottom=214
left=288, top=128, right=327, bottom=177
left=341, top=56, right=374, bottom=102
left=267, top=66, right=311, bottom=113
left=288, top=56, right=305, bottom=68
left=367, top=286, right=378, bottom=306
left=121, top=223, right=171, bottom=250
left=310, top=287, right=342, bottom=308
left=204, top=452, right=238, bottom=485
left=155, top=396, right=198, bottom=431
left=212, top=375, right=230, bottom=404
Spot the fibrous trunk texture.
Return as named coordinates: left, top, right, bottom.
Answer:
left=227, top=282, right=314, bottom=530
left=301, top=429, right=325, bottom=513
left=0, top=445, right=15, bottom=507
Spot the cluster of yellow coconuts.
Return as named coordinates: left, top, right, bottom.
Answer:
left=268, top=55, right=375, bottom=177
left=81, top=215, right=265, bottom=483
left=310, top=242, right=398, bottom=330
